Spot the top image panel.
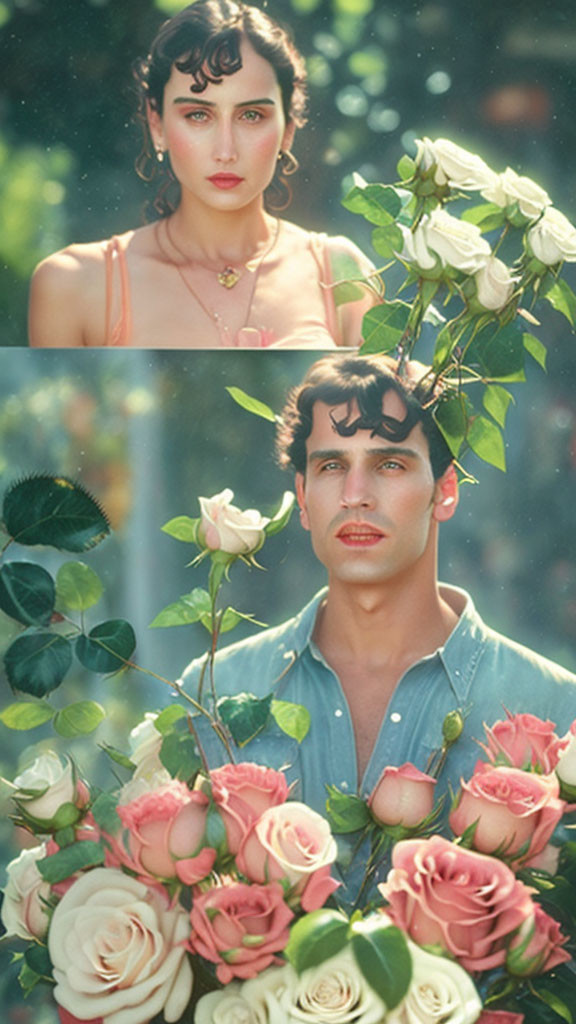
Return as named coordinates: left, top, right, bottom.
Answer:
left=2, top=0, right=576, bottom=348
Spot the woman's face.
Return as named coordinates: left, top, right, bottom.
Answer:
left=149, top=37, right=294, bottom=213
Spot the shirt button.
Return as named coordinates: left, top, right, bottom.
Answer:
left=335, top=708, right=343, bottom=717
left=390, top=712, right=402, bottom=723
left=340, top=780, right=349, bottom=790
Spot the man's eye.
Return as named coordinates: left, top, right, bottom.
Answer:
left=380, top=460, right=404, bottom=471
left=320, top=461, right=342, bottom=472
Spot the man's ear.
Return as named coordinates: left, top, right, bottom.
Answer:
left=432, top=464, right=459, bottom=523
left=147, top=100, right=165, bottom=154
left=295, top=473, right=310, bottom=531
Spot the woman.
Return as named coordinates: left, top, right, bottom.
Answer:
left=29, top=0, right=378, bottom=349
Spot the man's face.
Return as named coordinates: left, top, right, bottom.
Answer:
left=295, top=394, right=457, bottom=587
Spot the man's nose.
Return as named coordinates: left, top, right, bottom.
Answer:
left=340, top=467, right=375, bottom=509
left=213, top=120, right=237, bottom=163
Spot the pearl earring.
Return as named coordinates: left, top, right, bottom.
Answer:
left=156, top=148, right=165, bottom=163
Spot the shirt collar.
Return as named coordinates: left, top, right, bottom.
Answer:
left=291, top=583, right=487, bottom=703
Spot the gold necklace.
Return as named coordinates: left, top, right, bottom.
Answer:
left=156, top=217, right=281, bottom=345
left=164, top=216, right=280, bottom=289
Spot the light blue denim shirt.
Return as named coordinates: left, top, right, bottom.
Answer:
left=181, top=585, right=576, bottom=907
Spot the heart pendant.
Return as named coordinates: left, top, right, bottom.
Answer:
left=218, top=266, right=241, bottom=288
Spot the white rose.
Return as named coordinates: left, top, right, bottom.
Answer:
left=1, top=844, right=51, bottom=940
left=398, top=222, right=439, bottom=273
left=407, top=209, right=491, bottom=275
left=117, top=766, right=172, bottom=807
left=388, top=943, right=482, bottom=1024
left=49, top=867, right=193, bottom=1024
left=528, top=207, right=576, bottom=265
left=197, top=967, right=290, bottom=1024
left=416, top=137, right=497, bottom=192
left=129, top=712, right=165, bottom=781
left=279, top=949, right=386, bottom=1024
left=474, top=256, right=518, bottom=311
left=482, top=167, right=551, bottom=220
left=556, top=731, right=576, bottom=787
left=199, top=489, right=269, bottom=555
left=13, top=752, right=77, bottom=823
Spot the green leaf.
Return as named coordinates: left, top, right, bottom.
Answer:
left=225, top=386, right=277, bottom=423
left=155, top=705, right=187, bottom=734
left=350, top=919, right=412, bottom=1010
left=37, top=840, right=105, bottom=883
left=342, top=182, right=402, bottom=226
left=219, top=607, right=267, bottom=634
left=543, top=278, right=576, bottom=327
left=270, top=700, right=311, bottom=742
left=523, top=332, right=548, bottom=370
left=56, top=561, right=103, bottom=611
left=482, top=385, right=514, bottom=428
left=467, top=322, right=526, bottom=381
left=0, top=562, right=55, bottom=626
left=205, top=801, right=227, bottom=854
left=432, top=325, right=455, bottom=373
left=53, top=700, right=106, bottom=737
left=2, top=474, right=110, bottom=551
left=217, top=691, right=272, bottom=747
left=161, top=515, right=200, bottom=543
left=159, top=731, right=202, bottom=780
left=370, top=224, right=404, bottom=260
left=330, top=249, right=368, bottom=307
left=397, top=154, right=416, bottom=181
left=433, top=391, right=471, bottom=458
left=4, top=632, right=73, bottom=696
left=149, top=588, right=211, bottom=628
left=0, top=700, right=54, bottom=730
left=24, top=944, right=52, bottom=981
left=99, top=741, right=135, bottom=771
left=468, top=415, right=506, bottom=471
left=360, top=301, right=411, bottom=353
left=531, top=987, right=573, bottom=1024
left=461, top=202, right=506, bottom=231
left=264, top=491, right=296, bottom=537
left=76, top=619, right=136, bottom=673
left=325, top=784, right=371, bottom=832
left=90, top=791, right=121, bottom=834
left=285, top=908, right=350, bottom=975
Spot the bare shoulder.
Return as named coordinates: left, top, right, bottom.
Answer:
left=28, top=231, right=141, bottom=347
left=322, top=232, right=376, bottom=275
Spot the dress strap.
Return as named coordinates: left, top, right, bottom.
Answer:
left=307, top=232, right=342, bottom=346
left=103, top=236, right=132, bottom=346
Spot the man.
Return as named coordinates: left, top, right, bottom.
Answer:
left=182, top=354, right=576, bottom=900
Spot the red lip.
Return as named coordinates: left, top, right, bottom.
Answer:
left=336, top=523, right=386, bottom=547
left=208, top=174, right=244, bottom=189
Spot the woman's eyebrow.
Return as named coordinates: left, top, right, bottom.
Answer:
left=172, top=97, right=276, bottom=107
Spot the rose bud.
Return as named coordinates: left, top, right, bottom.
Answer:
left=368, top=763, right=436, bottom=829
left=506, top=903, right=571, bottom=977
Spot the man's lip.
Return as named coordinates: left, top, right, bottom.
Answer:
left=336, top=523, right=386, bottom=545
left=207, top=174, right=244, bottom=189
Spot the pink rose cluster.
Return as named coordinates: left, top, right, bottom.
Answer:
left=3, top=754, right=339, bottom=1023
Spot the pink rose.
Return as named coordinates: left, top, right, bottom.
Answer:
left=506, top=903, right=571, bottom=977
left=449, top=764, right=565, bottom=868
left=210, top=762, right=289, bottom=854
left=380, top=835, right=534, bottom=972
left=188, top=880, right=294, bottom=984
left=110, top=780, right=216, bottom=884
left=477, top=1014, right=524, bottom=1024
left=368, top=763, right=436, bottom=828
left=480, top=711, right=565, bottom=773
left=236, top=802, right=339, bottom=911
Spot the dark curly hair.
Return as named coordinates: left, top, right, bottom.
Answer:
left=276, top=354, right=454, bottom=481
left=133, top=0, right=308, bottom=216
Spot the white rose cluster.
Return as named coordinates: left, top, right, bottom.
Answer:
left=399, top=209, right=491, bottom=277
left=416, top=136, right=496, bottom=193
left=196, top=942, right=481, bottom=1024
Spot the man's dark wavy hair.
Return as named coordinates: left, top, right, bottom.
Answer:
left=276, top=354, right=454, bottom=481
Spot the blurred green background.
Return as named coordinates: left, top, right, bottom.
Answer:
left=2, top=0, right=576, bottom=1018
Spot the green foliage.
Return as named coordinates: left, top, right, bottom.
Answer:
left=23, top=944, right=53, bottom=983
left=434, top=391, right=471, bottom=458
left=0, top=562, right=55, bottom=626
left=482, top=385, right=514, bottom=429
left=37, top=840, right=105, bottom=884
left=371, top=223, right=404, bottom=260
left=2, top=475, right=110, bottom=552
left=350, top=918, right=412, bottom=1010
left=325, top=784, right=372, bottom=832
left=264, top=491, right=296, bottom=537
left=150, top=588, right=212, bottom=628
left=285, top=909, right=350, bottom=974
left=270, top=699, right=311, bottom=742
left=226, top=386, right=277, bottom=423
left=217, top=691, right=273, bottom=747
left=360, top=301, right=411, bottom=353
left=160, top=729, right=202, bottom=781
left=467, top=415, right=506, bottom=471
left=342, top=181, right=402, bottom=226
left=53, top=701, right=106, bottom=737
left=90, top=791, right=121, bottom=834
left=0, top=700, right=54, bottom=730
left=161, top=515, right=200, bottom=543
left=4, top=632, right=73, bottom=696
left=523, top=333, right=548, bottom=369
left=542, top=278, right=576, bottom=327
left=466, top=322, right=526, bottom=382
left=56, top=561, right=104, bottom=611
left=75, top=619, right=136, bottom=673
